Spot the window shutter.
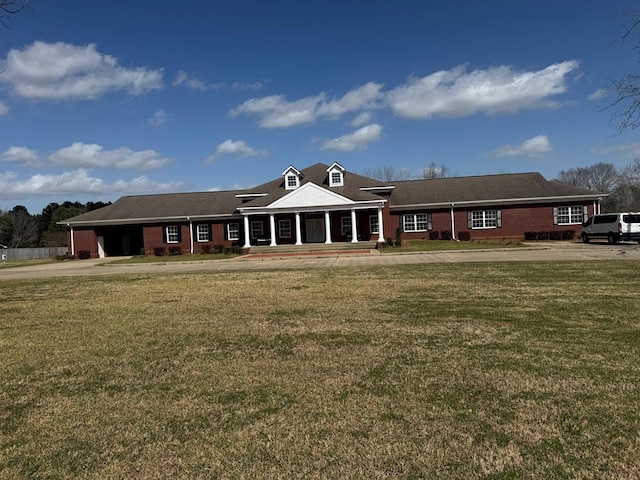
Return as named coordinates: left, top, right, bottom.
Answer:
left=553, top=207, right=558, bottom=225
left=427, top=213, right=433, bottom=231
left=467, top=211, right=472, bottom=229
left=583, top=206, right=588, bottom=221
left=224, top=224, right=229, bottom=241
left=162, top=226, right=167, bottom=243
left=496, top=210, right=502, bottom=228
left=177, top=226, right=182, bottom=243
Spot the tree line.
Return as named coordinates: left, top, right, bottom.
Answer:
left=0, top=201, right=111, bottom=248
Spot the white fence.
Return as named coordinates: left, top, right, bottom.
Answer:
left=2, top=247, right=68, bottom=261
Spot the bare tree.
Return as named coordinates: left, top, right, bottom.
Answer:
left=605, top=12, right=640, bottom=132
left=421, top=162, right=452, bottom=179
left=1, top=206, right=39, bottom=247
left=360, top=165, right=415, bottom=182
left=0, top=0, right=32, bottom=28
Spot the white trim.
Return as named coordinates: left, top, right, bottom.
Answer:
left=235, top=193, right=269, bottom=198
left=391, top=194, right=605, bottom=210
left=360, top=186, right=395, bottom=192
left=227, top=222, right=240, bottom=241
left=166, top=225, right=179, bottom=243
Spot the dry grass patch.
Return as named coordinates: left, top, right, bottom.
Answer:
left=1, top=262, right=639, bottom=479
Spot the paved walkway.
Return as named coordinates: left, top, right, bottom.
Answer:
left=1, top=241, right=639, bottom=281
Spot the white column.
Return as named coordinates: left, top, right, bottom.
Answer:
left=269, top=214, right=277, bottom=246
left=450, top=204, right=456, bottom=240
left=295, top=212, right=302, bottom=245
left=188, top=217, right=194, bottom=253
left=69, top=225, right=75, bottom=256
left=350, top=209, right=358, bottom=243
left=243, top=215, right=251, bottom=248
left=377, top=205, right=384, bottom=243
left=324, top=211, right=332, bottom=244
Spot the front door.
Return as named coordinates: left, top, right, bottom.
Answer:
left=305, top=213, right=325, bottom=243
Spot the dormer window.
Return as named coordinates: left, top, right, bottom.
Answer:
left=327, top=162, right=345, bottom=187
left=286, top=174, right=299, bottom=189
left=282, top=165, right=302, bottom=190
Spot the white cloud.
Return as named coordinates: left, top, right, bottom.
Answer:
left=229, top=93, right=326, bottom=128
left=232, top=81, right=263, bottom=91
left=206, top=139, right=268, bottom=162
left=0, top=169, right=182, bottom=199
left=316, top=82, right=383, bottom=118
left=0, top=101, right=8, bottom=115
left=351, top=111, right=373, bottom=127
left=591, top=143, right=640, bottom=158
left=148, top=109, right=168, bottom=127
left=588, top=88, right=607, bottom=101
left=0, top=146, right=40, bottom=167
left=490, top=135, right=552, bottom=158
left=0, top=41, right=163, bottom=100
left=320, top=124, right=383, bottom=152
left=48, top=142, right=172, bottom=171
left=173, top=71, right=223, bottom=91
left=386, top=61, right=579, bottom=119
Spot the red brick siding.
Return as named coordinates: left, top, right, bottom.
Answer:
left=69, top=228, right=98, bottom=258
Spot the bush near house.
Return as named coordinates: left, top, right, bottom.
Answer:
left=441, top=230, right=452, bottom=240
left=457, top=231, right=471, bottom=241
left=77, top=250, right=90, bottom=259
left=524, top=230, right=577, bottom=241
left=429, top=231, right=439, bottom=240
left=168, top=246, right=183, bottom=256
left=153, top=247, right=166, bottom=256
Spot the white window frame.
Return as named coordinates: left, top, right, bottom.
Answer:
left=166, top=225, right=179, bottom=243
left=196, top=224, right=210, bottom=243
left=341, top=216, right=352, bottom=236
left=402, top=213, right=430, bottom=232
left=471, top=210, right=498, bottom=229
left=251, top=220, right=264, bottom=239
left=329, top=170, right=343, bottom=187
left=286, top=174, right=299, bottom=190
left=369, top=215, right=379, bottom=234
left=278, top=219, right=291, bottom=238
left=227, top=223, right=239, bottom=241
left=554, top=206, right=585, bottom=225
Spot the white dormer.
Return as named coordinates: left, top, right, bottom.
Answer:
left=282, top=165, right=302, bottom=190
left=327, top=162, right=345, bottom=187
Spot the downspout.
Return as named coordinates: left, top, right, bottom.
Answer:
left=188, top=217, right=193, bottom=254
left=450, top=204, right=456, bottom=241
left=67, top=224, right=75, bottom=256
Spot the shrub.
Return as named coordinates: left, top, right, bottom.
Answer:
left=200, top=244, right=214, bottom=254
left=231, top=245, right=243, bottom=254
left=168, top=246, right=183, bottom=256
left=77, top=250, right=91, bottom=260
left=549, top=230, right=562, bottom=240
left=386, top=237, right=394, bottom=247
left=524, top=231, right=537, bottom=241
left=429, top=231, right=439, bottom=240
left=224, top=247, right=232, bottom=255
left=441, top=230, right=452, bottom=240
left=154, top=247, right=166, bottom=256
left=562, top=230, right=576, bottom=240
left=536, top=231, right=550, bottom=241
left=458, top=231, right=471, bottom=241
left=215, top=244, right=225, bottom=254
left=395, top=227, right=402, bottom=247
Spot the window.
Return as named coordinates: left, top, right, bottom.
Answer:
left=369, top=215, right=379, bottom=234
left=341, top=216, right=352, bottom=236
left=330, top=171, right=343, bottom=187
left=279, top=219, right=291, bottom=238
left=554, top=206, right=586, bottom=225
left=251, top=221, right=264, bottom=239
left=227, top=223, right=239, bottom=241
left=286, top=174, right=299, bottom=190
left=468, top=210, right=501, bottom=229
left=402, top=213, right=431, bottom=232
left=166, top=225, right=179, bottom=243
left=196, top=224, right=210, bottom=242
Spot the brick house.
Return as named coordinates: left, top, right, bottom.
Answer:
left=60, top=162, right=604, bottom=257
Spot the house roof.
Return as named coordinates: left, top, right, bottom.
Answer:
left=60, top=165, right=604, bottom=226
left=390, top=172, right=603, bottom=208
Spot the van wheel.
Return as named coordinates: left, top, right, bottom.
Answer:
left=607, top=234, right=616, bottom=244
left=581, top=232, right=589, bottom=243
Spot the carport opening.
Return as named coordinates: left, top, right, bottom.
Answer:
left=96, top=226, right=143, bottom=256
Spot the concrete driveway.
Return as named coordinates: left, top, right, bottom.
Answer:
left=1, top=241, right=639, bottom=281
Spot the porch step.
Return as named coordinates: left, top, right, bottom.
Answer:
left=247, top=241, right=378, bottom=255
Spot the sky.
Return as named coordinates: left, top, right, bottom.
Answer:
left=1, top=0, right=639, bottom=214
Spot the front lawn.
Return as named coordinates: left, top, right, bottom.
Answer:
left=1, top=262, right=638, bottom=478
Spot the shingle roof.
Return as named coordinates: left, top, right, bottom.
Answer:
left=60, top=167, right=603, bottom=225
left=389, top=172, right=603, bottom=207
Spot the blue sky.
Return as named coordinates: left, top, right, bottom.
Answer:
left=1, top=0, right=639, bottom=214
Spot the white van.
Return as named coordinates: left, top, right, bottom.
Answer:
left=581, top=213, right=640, bottom=244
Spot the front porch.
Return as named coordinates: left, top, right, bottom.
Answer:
left=246, top=240, right=378, bottom=256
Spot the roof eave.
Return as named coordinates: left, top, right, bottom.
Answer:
left=59, top=213, right=240, bottom=227
left=390, top=194, right=606, bottom=210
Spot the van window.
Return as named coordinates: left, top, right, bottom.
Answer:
left=622, top=214, right=640, bottom=223
left=593, top=215, right=617, bottom=224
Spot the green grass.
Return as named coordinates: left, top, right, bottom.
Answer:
left=381, top=239, right=525, bottom=252
left=1, top=262, right=639, bottom=479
